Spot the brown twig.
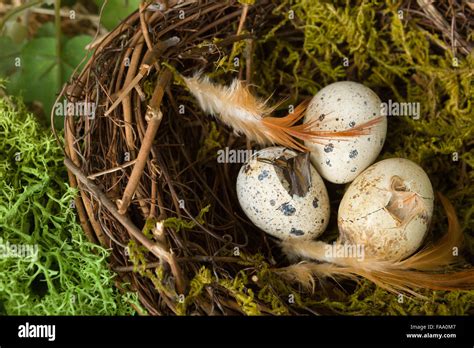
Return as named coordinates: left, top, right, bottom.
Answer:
left=113, top=256, right=241, bottom=272
left=65, top=157, right=170, bottom=259
left=139, top=1, right=154, bottom=51
left=416, top=0, right=471, bottom=55
left=117, top=109, right=163, bottom=215
left=59, top=0, right=305, bottom=315
left=65, top=156, right=188, bottom=294
left=87, top=159, right=138, bottom=179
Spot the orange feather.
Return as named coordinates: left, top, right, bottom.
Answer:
left=277, top=193, right=474, bottom=297
left=183, top=74, right=383, bottom=152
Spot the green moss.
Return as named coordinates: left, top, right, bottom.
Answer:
left=165, top=253, right=289, bottom=315
left=6, top=0, right=470, bottom=316
left=314, top=281, right=474, bottom=315
left=190, top=0, right=473, bottom=315
left=128, top=240, right=150, bottom=274
left=0, top=95, right=140, bottom=315
left=163, top=204, right=210, bottom=232
left=176, top=266, right=213, bottom=315
left=256, top=284, right=289, bottom=315
left=245, top=0, right=473, bottom=315
left=141, top=218, right=157, bottom=239
left=142, top=79, right=155, bottom=101
left=219, top=270, right=261, bottom=315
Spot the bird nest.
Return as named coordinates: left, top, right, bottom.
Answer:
left=56, top=0, right=474, bottom=315
left=58, top=0, right=302, bottom=315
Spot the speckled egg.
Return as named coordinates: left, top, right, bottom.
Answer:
left=304, top=81, right=387, bottom=184
left=338, top=158, right=434, bottom=260
left=236, top=147, right=330, bottom=240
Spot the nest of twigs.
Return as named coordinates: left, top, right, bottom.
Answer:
left=60, top=0, right=295, bottom=316
left=57, top=0, right=473, bottom=315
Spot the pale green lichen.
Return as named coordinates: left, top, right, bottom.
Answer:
left=0, top=95, right=141, bottom=315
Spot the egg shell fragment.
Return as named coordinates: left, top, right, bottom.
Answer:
left=338, top=158, right=434, bottom=260
left=304, top=81, right=387, bottom=184
left=236, top=147, right=330, bottom=240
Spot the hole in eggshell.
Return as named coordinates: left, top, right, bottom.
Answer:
left=385, top=176, right=428, bottom=227
left=274, top=166, right=292, bottom=194
left=391, top=175, right=409, bottom=192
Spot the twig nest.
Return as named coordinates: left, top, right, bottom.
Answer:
left=236, top=147, right=330, bottom=240
left=304, top=81, right=387, bottom=184
left=338, top=158, right=434, bottom=260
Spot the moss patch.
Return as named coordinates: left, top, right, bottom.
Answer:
left=0, top=93, right=141, bottom=315
left=203, top=0, right=473, bottom=315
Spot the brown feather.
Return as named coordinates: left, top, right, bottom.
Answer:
left=183, top=74, right=383, bottom=151
left=278, top=193, right=474, bottom=297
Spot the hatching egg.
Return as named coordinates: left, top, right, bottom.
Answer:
left=338, top=158, right=434, bottom=260
left=304, top=81, right=387, bottom=184
left=236, top=147, right=330, bottom=240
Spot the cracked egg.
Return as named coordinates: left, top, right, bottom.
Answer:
left=236, top=147, right=330, bottom=240
left=338, top=158, right=434, bottom=260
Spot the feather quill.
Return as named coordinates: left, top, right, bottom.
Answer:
left=277, top=193, right=474, bottom=297
left=183, top=74, right=383, bottom=151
